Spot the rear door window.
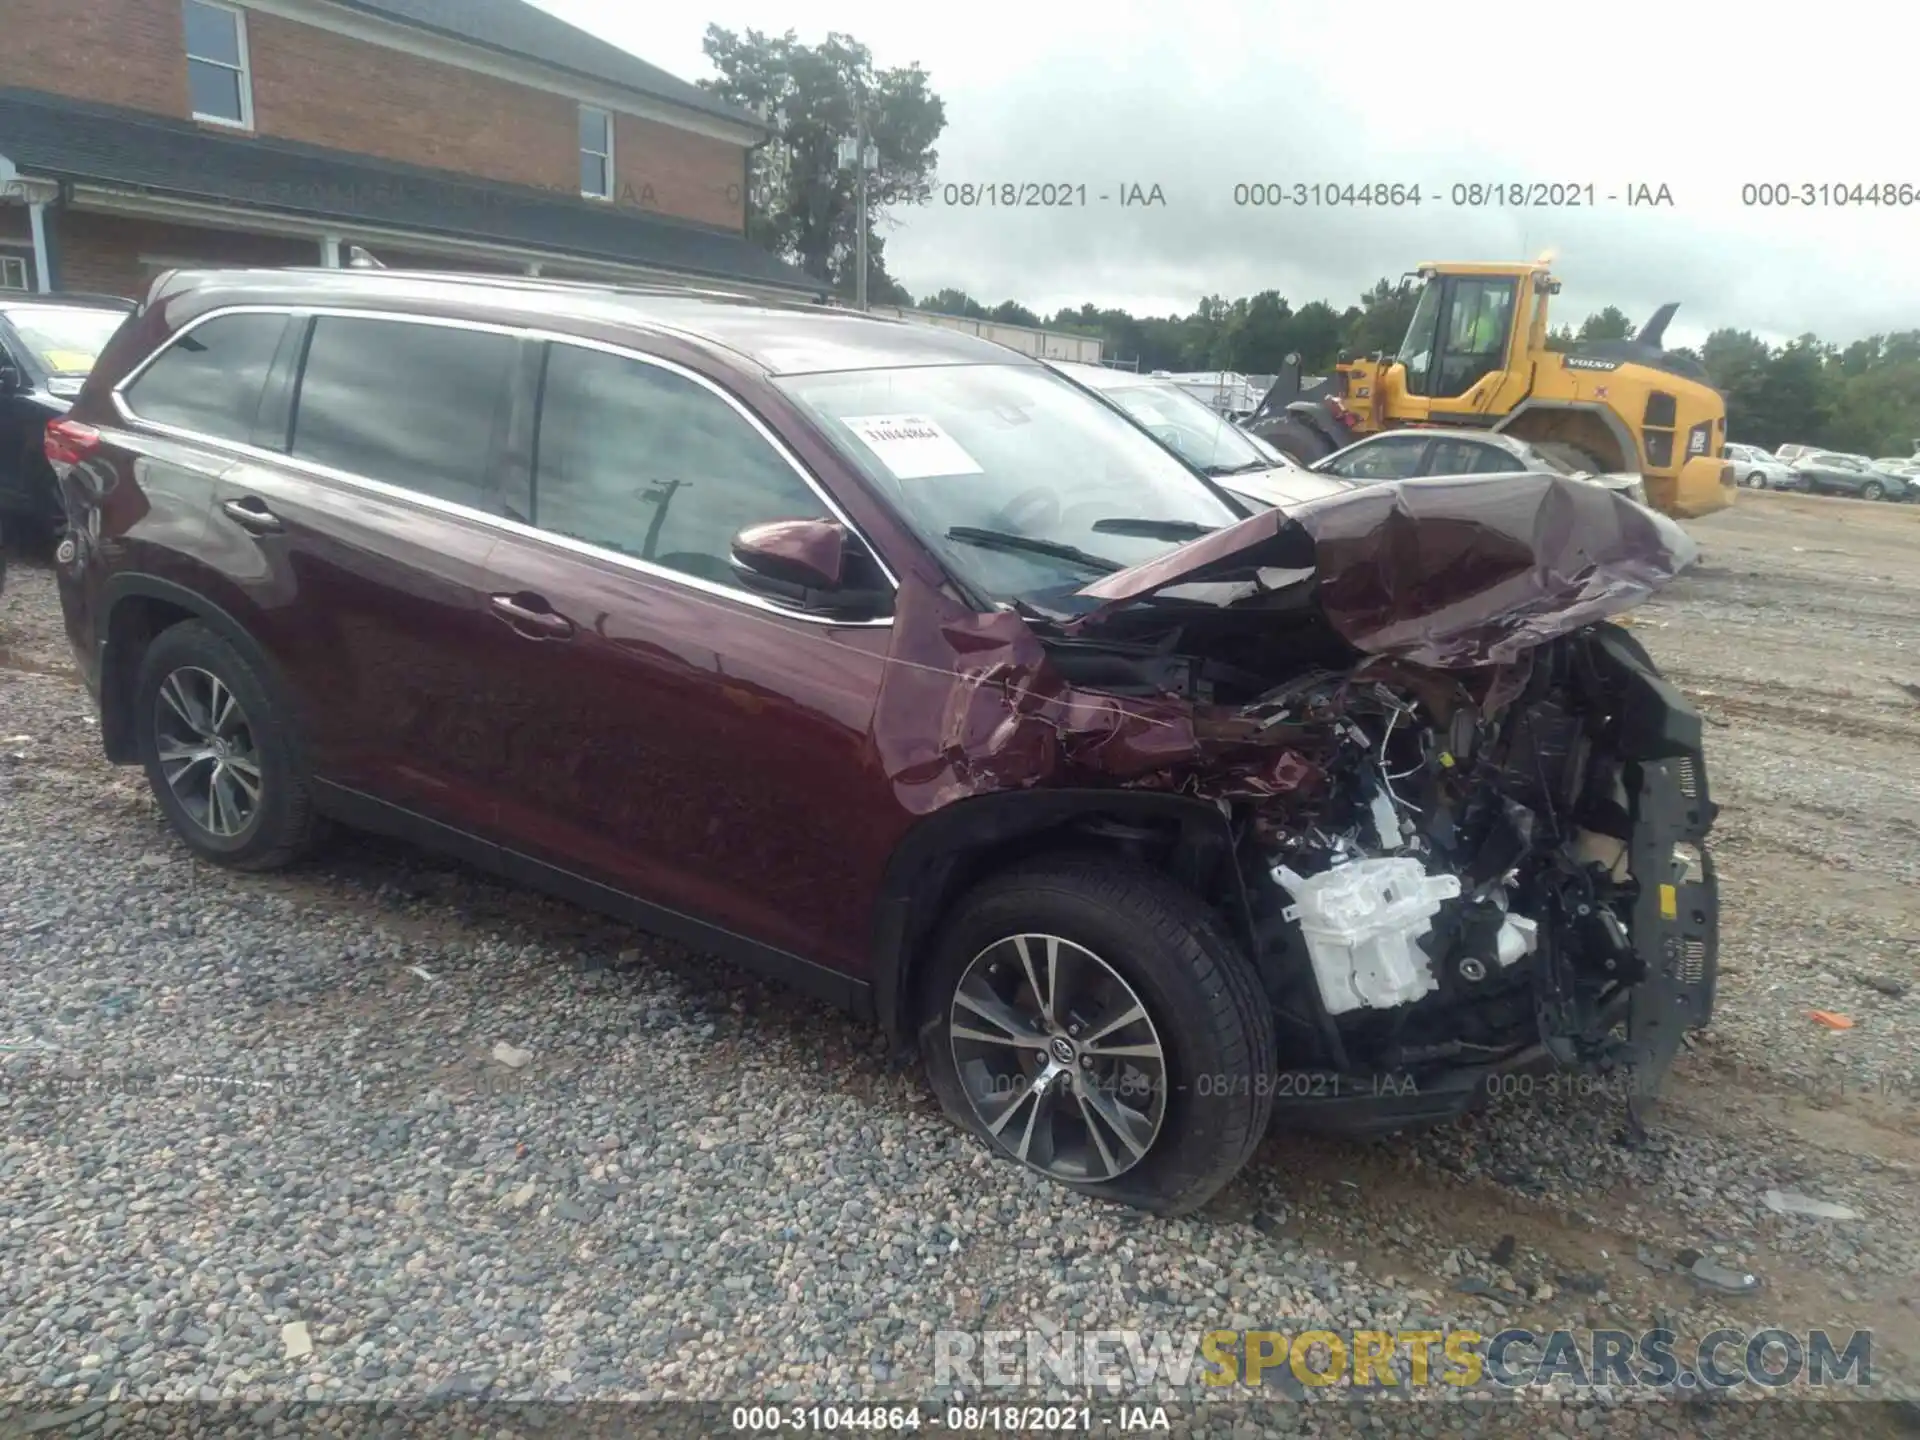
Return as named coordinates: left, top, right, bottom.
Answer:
left=291, top=315, right=517, bottom=513
left=529, top=341, right=827, bottom=590
left=122, top=312, right=289, bottom=443
left=1426, top=438, right=1524, bottom=475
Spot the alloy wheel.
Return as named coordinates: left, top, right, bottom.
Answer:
left=153, top=666, right=263, bottom=838
left=948, top=933, right=1168, bottom=1182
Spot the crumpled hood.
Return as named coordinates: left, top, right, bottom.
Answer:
left=1072, top=471, right=1699, bottom=668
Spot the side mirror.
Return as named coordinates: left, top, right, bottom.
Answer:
left=0, top=364, right=21, bottom=395
left=730, top=518, right=890, bottom=619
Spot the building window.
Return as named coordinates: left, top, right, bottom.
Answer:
left=0, top=255, right=28, bottom=291
left=580, top=105, right=613, bottom=200
left=184, top=0, right=253, bottom=128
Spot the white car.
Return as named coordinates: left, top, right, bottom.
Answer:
left=1724, top=442, right=1798, bottom=490
left=1306, top=428, right=1650, bottom=506
left=1048, top=362, right=1355, bottom=510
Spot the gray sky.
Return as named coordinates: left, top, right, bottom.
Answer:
left=534, top=0, right=1920, bottom=349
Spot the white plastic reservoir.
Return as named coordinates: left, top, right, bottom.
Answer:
left=1273, top=857, right=1462, bottom=1015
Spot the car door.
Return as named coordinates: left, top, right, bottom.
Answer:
left=1815, top=456, right=1861, bottom=493
left=0, top=318, right=43, bottom=514
left=472, top=336, right=899, bottom=975
left=1319, top=434, right=1432, bottom=482
left=201, top=310, right=522, bottom=841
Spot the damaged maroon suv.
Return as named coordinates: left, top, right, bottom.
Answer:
left=50, top=269, right=1718, bottom=1214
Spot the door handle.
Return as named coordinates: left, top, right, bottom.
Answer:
left=489, top=593, right=576, bottom=638
left=221, top=497, right=283, bottom=534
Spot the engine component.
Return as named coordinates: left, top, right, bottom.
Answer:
left=1273, top=857, right=1462, bottom=1015
left=1495, top=914, right=1539, bottom=967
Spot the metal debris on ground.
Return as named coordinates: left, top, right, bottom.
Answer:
left=1763, top=1188, right=1860, bottom=1221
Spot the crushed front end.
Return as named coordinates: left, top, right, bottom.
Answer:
left=876, top=473, right=1719, bottom=1132
left=1210, top=623, right=1719, bottom=1129
left=1048, top=472, right=1719, bottom=1129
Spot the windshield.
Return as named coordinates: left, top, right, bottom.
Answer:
left=778, top=363, right=1244, bottom=605
left=1395, top=279, right=1444, bottom=390
left=3, top=305, right=125, bottom=375
left=1101, top=380, right=1278, bottom=475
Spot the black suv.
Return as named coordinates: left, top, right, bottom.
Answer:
left=0, top=292, right=137, bottom=533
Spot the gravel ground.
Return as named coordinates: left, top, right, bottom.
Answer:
left=2, top=493, right=1917, bottom=1438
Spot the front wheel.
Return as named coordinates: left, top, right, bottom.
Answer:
left=918, top=855, right=1276, bottom=1215
left=1860, top=480, right=1885, bottom=501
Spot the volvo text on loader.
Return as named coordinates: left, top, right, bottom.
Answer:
left=1246, top=261, right=1737, bottom=519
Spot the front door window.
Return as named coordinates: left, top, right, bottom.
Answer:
left=1433, top=278, right=1516, bottom=398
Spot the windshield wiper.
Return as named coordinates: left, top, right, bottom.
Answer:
left=945, top=526, right=1122, bottom=574
left=1202, top=459, right=1273, bottom=477
left=1089, top=516, right=1222, bottom=540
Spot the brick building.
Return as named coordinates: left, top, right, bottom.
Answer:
left=0, top=0, right=819, bottom=299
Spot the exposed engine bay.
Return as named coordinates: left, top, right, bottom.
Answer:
left=1032, top=609, right=1718, bottom=1121
left=877, top=474, right=1719, bottom=1126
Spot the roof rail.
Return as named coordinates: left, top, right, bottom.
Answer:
left=272, top=264, right=800, bottom=307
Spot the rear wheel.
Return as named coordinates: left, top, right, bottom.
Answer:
left=918, top=855, right=1276, bottom=1215
left=1247, top=416, right=1338, bottom=469
left=133, top=621, right=318, bottom=871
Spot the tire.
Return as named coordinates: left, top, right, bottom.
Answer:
left=1245, top=415, right=1338, bottom=469
left=917, top=854, right=1277, bottom=1216
left=1860, top=480, right=1884, bottom=502
left=133, top=620, right=317, bottom=871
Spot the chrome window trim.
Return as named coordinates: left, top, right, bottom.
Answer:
left=110, top=303, right=900, bottom=628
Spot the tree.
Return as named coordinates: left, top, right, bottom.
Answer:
left=1576, top=307, right=1637, bottom=342
left=1286, top=301, right=1346, bottom=373
left=701, top=27, right=945, bottom=299
left=1343, top=278, right=1420, bottom=358
left=921, top=288, right=989, bottom=319
left=1701, top=329, right=1774, bottom=443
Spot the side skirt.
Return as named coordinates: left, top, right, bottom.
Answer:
left=310, top=780, right=875, bottom=1018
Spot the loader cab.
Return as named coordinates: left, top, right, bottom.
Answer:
left=1395, top=271, right=1521, bottom=400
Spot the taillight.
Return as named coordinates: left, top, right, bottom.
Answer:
left=45, top=418, right=100, bottom=468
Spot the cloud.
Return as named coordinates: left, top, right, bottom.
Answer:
left=533, top=0, right=1920, bottom=345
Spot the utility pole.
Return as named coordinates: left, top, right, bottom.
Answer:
left=837, top=99, right=878, bottom=310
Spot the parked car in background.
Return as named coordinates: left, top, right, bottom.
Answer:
left=1724, top=442, right=1799, bottom=490
left=1049, top=361, right=1353, bottom=511
left=1308, top=428, right=1650, bottom=505
left=0, top=293, right=137, bottom=534
left=46, top=266, right=1717, bottom=1216
left=1791, top=451, right=1912, bottom=501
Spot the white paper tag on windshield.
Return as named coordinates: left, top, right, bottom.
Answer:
left=843, top=414, right=983, bottom=479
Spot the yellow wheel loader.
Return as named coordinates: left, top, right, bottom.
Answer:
left=1246, top=261, right=1736, bottom=519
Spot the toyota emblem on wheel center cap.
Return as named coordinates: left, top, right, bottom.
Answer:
left=55, top=538, right=77, bottom=565
left=1049, top=1036, right=1075, bottom=1065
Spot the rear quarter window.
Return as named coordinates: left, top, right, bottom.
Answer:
left=122, top=312, right=289, bottom=443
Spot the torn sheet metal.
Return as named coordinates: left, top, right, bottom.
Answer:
left=870, top=593, right=1329, bottom=815
left=1073, top=472, right=1699, bottom=669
